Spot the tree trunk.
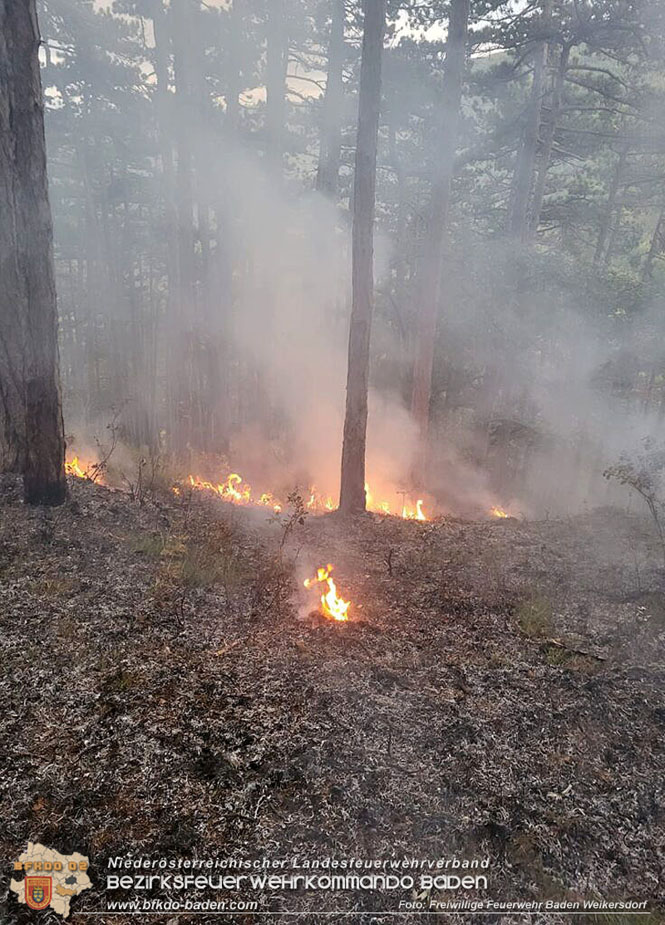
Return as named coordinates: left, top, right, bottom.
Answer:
left=316, top=0, right=346, bottom=197
left=528, top=42, right=570, bottom=237
left=0, top=0, right=66, bottom=504
left=338, top=0, right=386, bottom=514
left=170, top=0, right=198, bottom=452
left=642, top=206, right=665, bottom=282
left=409, top=0, right=469, bottom=448
left=594, top=145, right=626, bottom=266
left=150, top=0, right=179, bottom=291
left=507, top=40, right=547, bottom=239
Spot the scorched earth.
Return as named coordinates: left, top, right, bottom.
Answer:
left=0, top=473, right=663, bottom=924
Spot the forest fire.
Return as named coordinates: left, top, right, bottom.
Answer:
left=65, top=456, right=87, bottom=478
left=306, top=488, right=336, bottom=512
left=65, top=456, right=102, bottom=481
left=186, top=473, right=284, bottom=511
left=365, top=483, right=427, bottom=520
left=184, top=470, right=429, bottom=521
left=304, top=564, right=351, bottom=622
left=402, top=499, right=427, bottom=521
left=64, top=456, right=517, bottom=525
left=65, top=454, right=430, bottom=520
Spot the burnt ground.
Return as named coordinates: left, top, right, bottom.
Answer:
left=0, top=475, right=664, bottom=925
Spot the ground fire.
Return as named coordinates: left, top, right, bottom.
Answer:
left=65, top=456, right=101, bottom=481
left=303, top=564, right=351, bottom=622
left=65, top=456, right=516, bottom=524
left=184, top=469, right=429, bottom=521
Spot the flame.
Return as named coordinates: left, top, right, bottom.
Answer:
left=67, top=452, right=432, bottom=521
left=304, top=564, right=350, bottom=622
left=306, top=487, right=335, bottom=512
left=258, top=492, right=282, bottom=513
left=402, top=499, right=427, bottom=521
left=182, top=469, right=431, bottom=521
left=187, top=472, right=261, bottom=505
left=366, top=482, right=428, bottom=521
left=490, top=506, right=509, bottom=518
left=65, top=455, right=103, bottom=482
left=65, top=456, right=88, bottom=479
left=186, top=472, right=282, bottom=513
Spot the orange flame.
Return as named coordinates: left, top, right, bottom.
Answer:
left=490, top=506, right=509, bottom=518
left=304, top=564, right=350, bottom=622
left=65, top=455, right=103, bottom=482
left=366, top=483, right=428, bottom=521
left=306, top=487, right=336, bottom=513
left=182, top=470, right=431, bottom=521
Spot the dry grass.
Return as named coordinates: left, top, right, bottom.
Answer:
left=517, top=591, right=554, bottom=637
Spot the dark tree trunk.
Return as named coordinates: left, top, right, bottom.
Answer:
left=0, top=13, right=27, bottom=472
left=409, top=0, right=469, bottom=448
left=316, top=0, right=346, bottom=197
left=0, top=0, right=66, bottom=504
left=507, top=40, right=547, bottom=240
left=338, top=0, right=386, bottom=514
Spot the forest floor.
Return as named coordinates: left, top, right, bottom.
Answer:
left=0, top=475, right=664, bottom=925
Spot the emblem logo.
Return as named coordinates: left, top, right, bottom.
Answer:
left=25, top=876, right=52, bottom=910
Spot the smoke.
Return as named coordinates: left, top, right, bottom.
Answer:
left=191, top=128, right=429, bottom=512
left=52, top=1, right=665, bottom=522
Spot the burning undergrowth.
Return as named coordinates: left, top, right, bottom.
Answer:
left=64, top=446, right=515, bottom=523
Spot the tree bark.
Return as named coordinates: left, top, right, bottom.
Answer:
left=0, top=0, right=66, bottom=504
left=594, top=145, right=626, bottom=267
left=338, top=0, right=386, bottom=514
left=409, top=0, right=469, bottom=447
left=316, top=0, right=346, bottom=197
left=528, top=42, right=570, bottom=237
left=507, top=39, right=547, bottom=239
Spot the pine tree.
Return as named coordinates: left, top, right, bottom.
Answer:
left=0, top=0, right=66, bottom=504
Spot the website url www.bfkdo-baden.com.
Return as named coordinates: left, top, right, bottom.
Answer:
left=105, top=899, right=259, bottom=913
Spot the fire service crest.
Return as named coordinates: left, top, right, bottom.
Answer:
left=25, top=876, right=52, bottom=911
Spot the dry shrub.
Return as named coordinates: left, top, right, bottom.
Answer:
left=517, top=592, right=553, bottom=637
